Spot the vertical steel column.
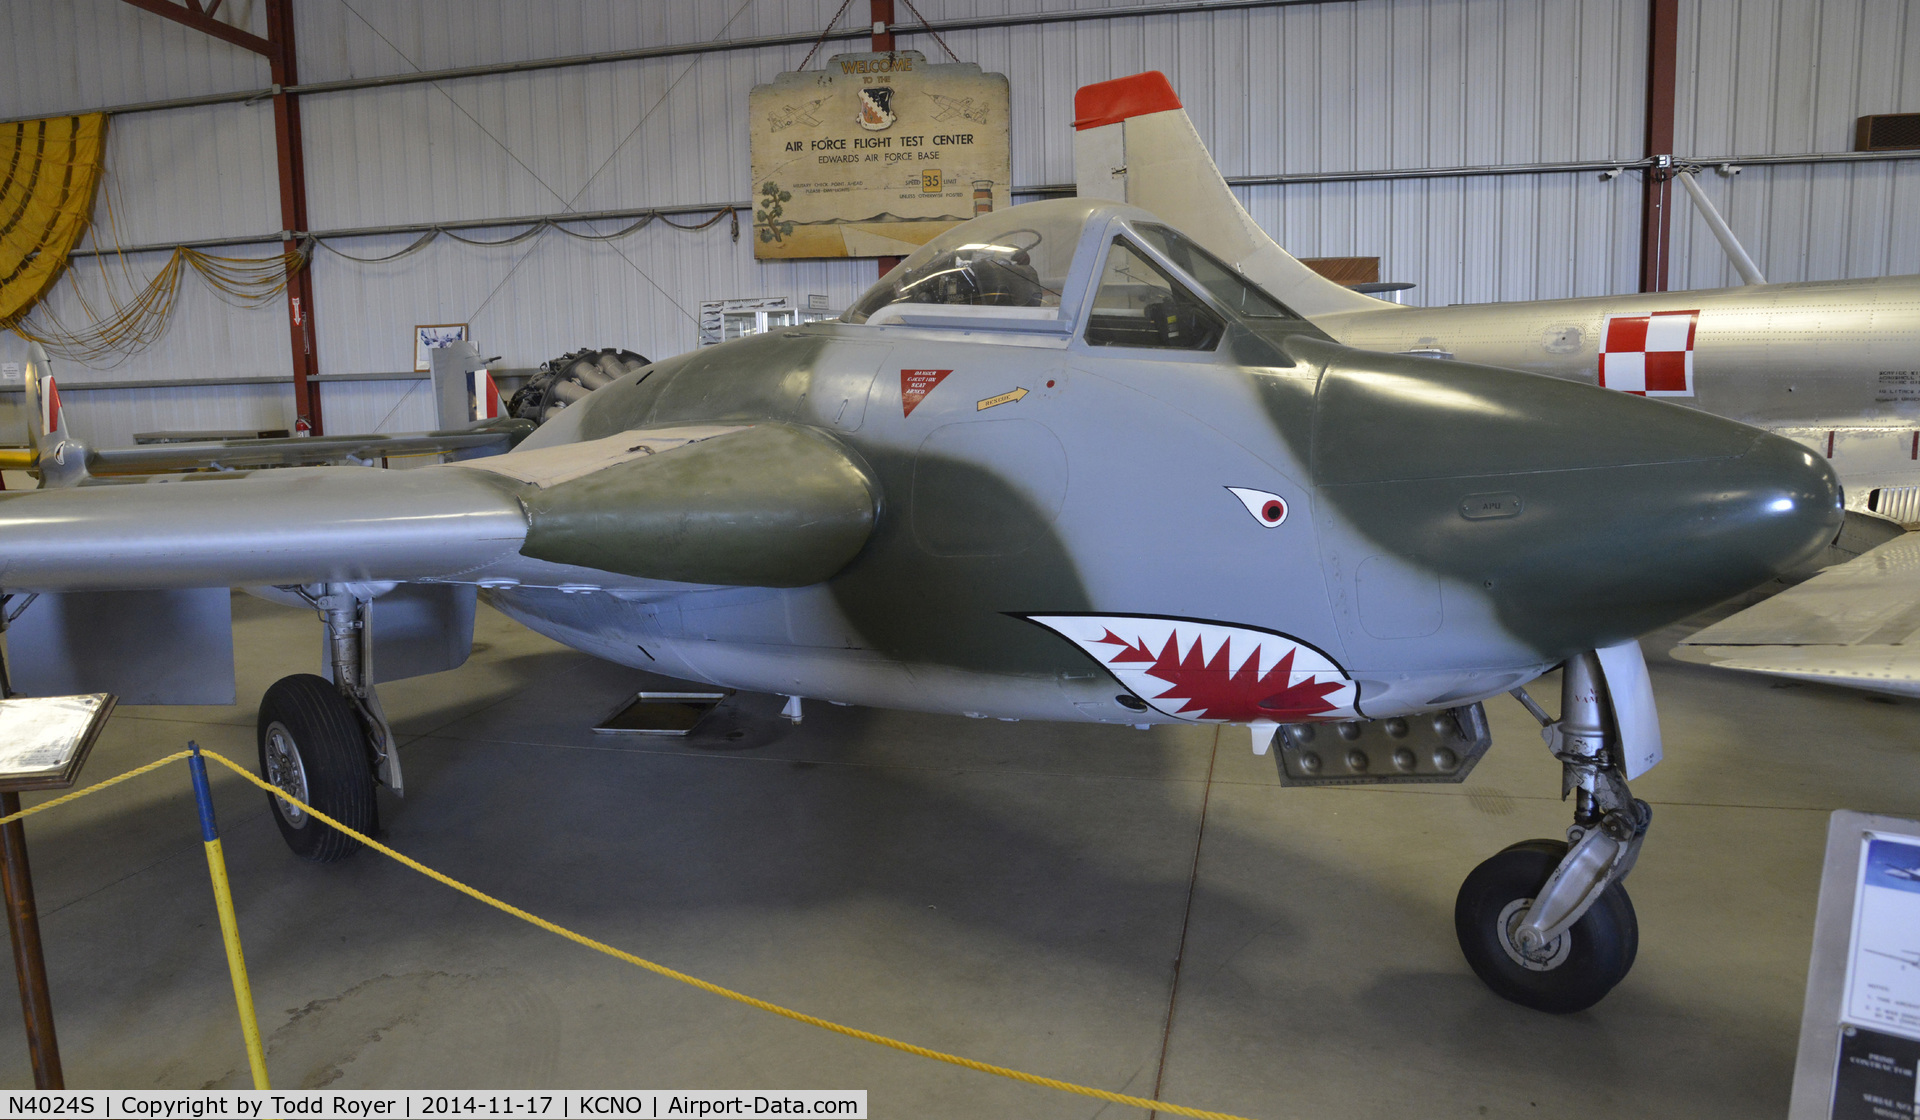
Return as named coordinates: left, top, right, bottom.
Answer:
left=871, top=0, right=903, bottom=281
left=0, top=791, right=60, bottom=1089
left=1638, top=0, right=1680, bottom=293
left=265, top=0, right=324, bottom=435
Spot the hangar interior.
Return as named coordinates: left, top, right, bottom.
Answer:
left=0, top=0, right=1918, bottom=1116
left=5, top=0, right=1915, bottom=443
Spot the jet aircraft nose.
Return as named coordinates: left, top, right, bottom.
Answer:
left=1300, top=338, right=1843, bottom=660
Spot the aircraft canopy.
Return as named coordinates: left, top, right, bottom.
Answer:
left=843, top=202, right=1088, bottom=324
left=842, top=198, right=1305, bottom=340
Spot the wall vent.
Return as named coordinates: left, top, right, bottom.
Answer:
left=1856, top=113, right=1920, bottom=151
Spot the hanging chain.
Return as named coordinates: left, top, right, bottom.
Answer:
left=896, top=0, right=960, bottom=62
left=799, top=0, right=860, bottom=71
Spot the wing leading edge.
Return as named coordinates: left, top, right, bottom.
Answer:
left=1671, top=532, right=1920, bottom=696
left=0, top=423, right=879, bottom=594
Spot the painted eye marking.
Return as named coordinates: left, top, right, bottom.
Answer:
left=1227, top=486, right=1288, bottom=527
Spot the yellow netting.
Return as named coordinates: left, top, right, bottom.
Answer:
left=12, top=243, right=307, bottom=364
left=0, top=114, right=108, bottom=322
left=0, top=117, right=306, bottom=365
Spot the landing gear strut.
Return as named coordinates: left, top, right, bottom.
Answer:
left=1455, top=652, right=1651, bottom=1012
left=256, top=584, right=400, bottom=862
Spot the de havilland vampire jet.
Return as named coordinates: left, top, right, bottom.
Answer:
left=0, top=194, right=1840, bottom=1015
left=1071, top=72, right=1920, bottom=520
left=1072, top=71, right=1920, bottom=702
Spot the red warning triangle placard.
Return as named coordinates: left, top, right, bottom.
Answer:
left=901, top=368, right=952, bottom=417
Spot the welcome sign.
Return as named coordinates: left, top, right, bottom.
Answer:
left=749, top=52, right=1011, bottom=260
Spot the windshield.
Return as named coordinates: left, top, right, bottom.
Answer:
left=1085, top=238, right=1225, bottom=351
left=1131, top=223, right=1303, bottom=320
left=843, top=204, right=1086, bottom=323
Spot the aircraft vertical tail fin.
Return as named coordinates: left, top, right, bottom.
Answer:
left=21, top=342, right=88, bottom=488
left=470, top=368, right=503, bottom=422
left=1073, top=72, right=1401, bottom=319
left=40, top=373, right=65, bottom=446
left=21, top=341, right=56, bottom=458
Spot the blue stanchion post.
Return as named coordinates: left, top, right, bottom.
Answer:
left=187, top=742, right=270, bottom=1089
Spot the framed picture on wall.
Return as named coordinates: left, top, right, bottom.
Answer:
left=414, top=323, right=469, bottom=372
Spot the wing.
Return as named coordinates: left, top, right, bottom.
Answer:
left=1671, top=532, right=1920, bottom=696
left=0, top=423, right=878, bottom=593
left=82, top=418, right=534, bottom=475
left=14, top=346, right=532, bottom=480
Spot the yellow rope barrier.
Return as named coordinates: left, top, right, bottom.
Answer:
left=0, top=750, right=192, bottom=827
left=3, top=746, right=1261, bottom=1119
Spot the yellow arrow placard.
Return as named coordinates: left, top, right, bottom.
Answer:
left=977, top=387, right=1028, bottom=411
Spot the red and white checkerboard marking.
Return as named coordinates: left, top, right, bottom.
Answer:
left=1598, top=310, right=1699, bottom=397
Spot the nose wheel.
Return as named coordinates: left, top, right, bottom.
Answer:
left=1455, top=839, right=1638, bottom=1012
left=1456, top=651, right=1653, bottom=1012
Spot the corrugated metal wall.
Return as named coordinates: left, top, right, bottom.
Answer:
left=2, top=0, right=1915, bottom=442
left=1670, top=0, right=1920, bottom=289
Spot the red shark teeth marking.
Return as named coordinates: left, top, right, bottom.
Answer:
left=1093, top=629, right=1346, bottom=722
left=1026, top=615, right=1358, bottom=724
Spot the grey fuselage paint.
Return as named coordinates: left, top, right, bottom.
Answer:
left=484, top=203, right=1842, bottom=726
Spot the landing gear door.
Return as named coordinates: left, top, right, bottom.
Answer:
left=1595, top=639, right=1663, bottom=779
left=4, top=588, right=236, bottom=704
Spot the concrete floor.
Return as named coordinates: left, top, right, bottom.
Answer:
left=0, top=592, right=1914, bottom=1117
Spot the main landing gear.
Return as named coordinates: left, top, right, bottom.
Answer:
left=1455, top=652, right=1651, bottom=1012
left=257, top=585, right=400, bottom=863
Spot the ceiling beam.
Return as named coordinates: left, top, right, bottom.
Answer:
left=117, top=0, right=272, bottom=57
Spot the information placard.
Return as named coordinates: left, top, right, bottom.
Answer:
left=749, top=52, right=1010, bottom=260
left=0, top=693, right=114, bottom=790
left=1792, top=812, right=1920, bottom=1119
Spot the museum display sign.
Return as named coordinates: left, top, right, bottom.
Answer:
left=1790, top=811, right=1920, bottom=1119
left=749, top=51, right=1010, bottom=259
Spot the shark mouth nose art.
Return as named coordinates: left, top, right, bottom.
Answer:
left=1024, top=615, right=1359, bottom=723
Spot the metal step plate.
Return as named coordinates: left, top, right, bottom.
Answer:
left=594, top=691, right=730, bottom=736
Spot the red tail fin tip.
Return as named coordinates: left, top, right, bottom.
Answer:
left=1073, top=72, right=1182, bottom=131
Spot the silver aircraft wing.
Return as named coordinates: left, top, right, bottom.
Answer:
left=1671, top=531, right=1920, bottom=696
left=0, top=463, right=531, bottom=591
left=0, top=423, right=879, bottom=593
left=82, top=418, right=536, bottom=476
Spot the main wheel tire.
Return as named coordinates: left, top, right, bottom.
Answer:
left=1454, top=838, right=1638, bottom=1013
left=257, top=674, right=377, bottom=863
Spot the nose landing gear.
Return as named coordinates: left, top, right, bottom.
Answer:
left=1455, top=652, right=1651, bottom=1013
